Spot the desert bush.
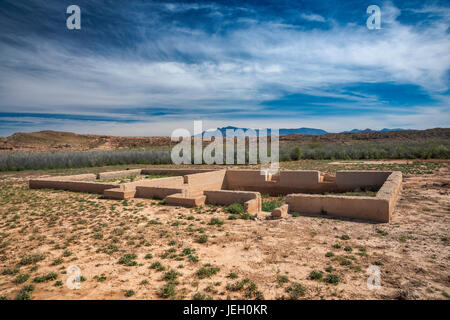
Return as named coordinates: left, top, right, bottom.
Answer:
left=225, top=203, right=244, bottom=215
left=289, top=146, right=303, bottom=161
left=261, top=199, right=283, bottom=212
left=196, top=264, right=220, bottom=279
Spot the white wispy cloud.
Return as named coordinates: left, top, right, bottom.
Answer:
left=300, top=13, right=326, bottom=22
left=0, top=1, right=448, bottom=135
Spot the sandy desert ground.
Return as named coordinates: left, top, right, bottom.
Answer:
left=0, top=160, right=448, bottom=300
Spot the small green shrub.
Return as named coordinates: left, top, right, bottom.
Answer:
left=195, top=235, right=208, bottom=244
left=208, top=218, right=224, bottom=226
left=261, top=199, right=283, bottom=212
left=33, top=272, right=58, bottom=283
left=118, top=253, right=137, bottom=266
left=15, top=284, right=35, bottom=300
left=309, top=270, right=323, bottom=281
left=197, top=264, right=220, bottom=279
left=124, top=290, right=135, bottom=297
left=18, top=253, right=44, bottom=266
left=150, top=261, right=165, bottom=271
left=324, top=273, right=340, bottom=285
left=158, top=281, right=178, bottom=299
left=285, top=283, right=306, bottom=300
left=225, top=203, right=244, bottom=215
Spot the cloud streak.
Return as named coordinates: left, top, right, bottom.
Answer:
left=0, top=0, right=448, bottom=136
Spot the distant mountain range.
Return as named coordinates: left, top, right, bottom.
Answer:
left=200, top=126, right=414, bottom=137
left=343, top=128, right=414, bottom=133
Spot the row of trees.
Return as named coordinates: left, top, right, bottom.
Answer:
left=0, top=150, right=171, bottom=171
left=0, top=140, right=448, bottom=171
left=280, top=140, right=450, bottom=161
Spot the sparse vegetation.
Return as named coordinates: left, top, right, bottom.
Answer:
left=33, top=272, right=57, bottom=283
left=309, top=270, right=323, bottom=281
left=0, top=154, right=448, bottom=300
left=197, top=264, right=220, bottom=279
left=124, top=290, right=135, bottom=297
left=18, top=253, right=45, bottom=266
left=195, top=235, right=208, bottom=244
left=118, top=253, right=138, bottom=266
left=285, top=283, right=306, bottom=300
left=15, top=284, right=35, bottom=300
left=225, top=203, right=244, bottom=215
left=261, top=199, right=283, bottom=212
left=324, top=274, right=340, bottom=285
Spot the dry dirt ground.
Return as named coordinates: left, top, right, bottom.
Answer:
left=0, top=160, right=448, bottom=300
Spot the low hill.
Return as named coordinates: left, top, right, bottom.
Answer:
left=0, top=128, right=448, bottom=152
left=0, top=130, right=171, bottom=151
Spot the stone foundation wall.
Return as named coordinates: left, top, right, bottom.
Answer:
left=285, top=171, right=402, bottom=223
left=28, top=168, right=402, bottom=223
left=97, top=169, right=142, bottom=180
left=204, top=190, right=261, bottom=214
left=29, top=179, right=118, bottom=194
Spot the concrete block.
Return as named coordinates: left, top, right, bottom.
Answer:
left=135, top=186, right=186, bottom=199
left=271, top=204, right=288, bottom=218
left=104, top=188, right=136, bottom=200
left=165, top=193, right=206, bottom=207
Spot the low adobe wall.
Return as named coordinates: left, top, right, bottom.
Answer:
left=165, top=193, right=206, bottom=207
left=97, top=169, right=142, bottom=180
left=286, top=194, right=389, bottom=222
left=135, top=186, right=186, bottom=199
left=34, top=174, right=97, bottom=182
left=184, top=170, right=227, bottom=195
left=141, top=168, right=217, bottom=176
left=204, top=190, right=261, bottom=214
left=225, top=170, right=267, bottom=189
left=103, top=188, right=136, bottom=200
left=376, top=171, right=403, bottom=218
left=285, top=171, right=402, bottom=223
left=225, top=170, right=338, bottom=194
left=29, top=179, right=118, bottom=194
left=336, top=171, right=391, bottom=191
left=119, top=176, right=184, bottom=191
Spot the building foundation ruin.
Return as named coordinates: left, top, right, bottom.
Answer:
left=29, top=168, right=402, bottom=223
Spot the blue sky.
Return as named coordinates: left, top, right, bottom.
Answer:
left=0, top=0, right=449, bottom=136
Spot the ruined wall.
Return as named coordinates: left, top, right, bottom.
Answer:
left=285, top=171, right=402, bottom=223
left=119, top=176, right=184, bottom=191
left=28, top=168, right=402, bottom=222
left=204, top=190, right=261, bottom=214
left=286, top=194, right=389, bottom=222
left=376, top=171, right=403, bottom=218
left=103, top=188, right=136, bottom=200
left=336, top=171, right=391, bottom=191
left=225, top=170, right=337, bottom=194
left=39, top=174, right=97, bottom=182
left=135, top=186, right=186, bottom=199
left=165, top=193, right=206, bottom=207
left=184, top=170, right=227, bottom=196
left=97, top=169, right=142, bottom=180
left=29, top=179, right=118, bottom=194
left=141, top=168, right=216, bottom=176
